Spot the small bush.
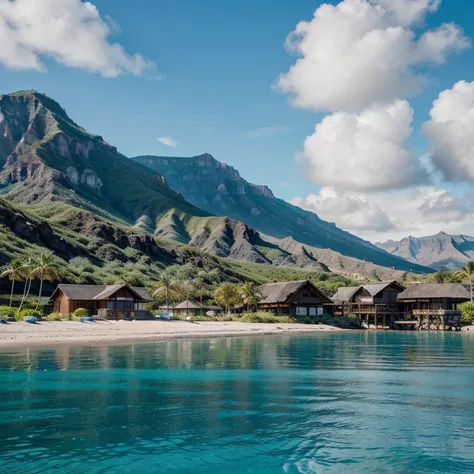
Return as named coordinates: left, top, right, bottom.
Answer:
left=73, top=308, right=89, bottom=318
left=0, top=306, right=15, bottom=318
left=45, top=313, right=67, bottom=321
left=460, top=302, right=474, bottom=325
left=239, top=312, right=295, bottom=324
left=15, top=309, right=42, bottom=321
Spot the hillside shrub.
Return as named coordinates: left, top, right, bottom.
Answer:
left=73, top=308, right=89, bottom=318
left=460, top=302, right=474, bottom=326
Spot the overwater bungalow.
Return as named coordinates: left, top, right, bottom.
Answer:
left=50, top=284, right=153, bottom=320
left=397, top=283, right=470, bottom=331
left=258, top=280, right=332, bottom=318
left=332, top=281, right=406, bottom=328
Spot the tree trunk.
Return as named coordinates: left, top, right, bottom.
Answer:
left=19, top=278, right=30, bottom=312
left=166, top=287, right=169, bottom=312
left=9, top=280, right=15, bottom=307
left=471, top=277, right=473, bottom=302
left=35, top=278, right=44, bottom=311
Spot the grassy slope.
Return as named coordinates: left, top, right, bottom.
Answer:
left=0, top=199, right=360, bottom=300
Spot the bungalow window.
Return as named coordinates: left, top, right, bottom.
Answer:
left=309, top=307, right=317, bottom=316
left=296, top=307, right=307, bottom=316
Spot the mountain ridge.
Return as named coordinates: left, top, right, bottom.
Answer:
left=0, top=90, right=430, bottom=279
left=376, top=232, right=474, bottom=270
left=132, top=153, right=430, bottom=274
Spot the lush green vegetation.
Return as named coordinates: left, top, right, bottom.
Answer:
left=460, top=302, right=474, bottom=326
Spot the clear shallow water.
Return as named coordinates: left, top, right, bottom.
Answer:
left=1, top=332, right=474, bottom=474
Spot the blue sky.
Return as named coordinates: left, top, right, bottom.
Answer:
left=0, top=0, right=474, bottom=241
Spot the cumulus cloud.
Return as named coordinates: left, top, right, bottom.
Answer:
left=291, top=186, right=474, bottom=241
left=0, top=0, right=154, bottom=77
left=291, top=188, right=394, bottom=232
left=157, top=137, right=179, bottom=147
left=301, top=100, right=428, bottom=192
left=423, top=81, right=474, bottom=181
left=376, top=0, right=441, bottom=27
left=277, top=0, right=469, bottom=112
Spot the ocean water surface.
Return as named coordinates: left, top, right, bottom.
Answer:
left=1, top=332, right=474, bottom=473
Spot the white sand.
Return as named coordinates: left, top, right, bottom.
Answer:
left=0, top=320, right=343, bottom=348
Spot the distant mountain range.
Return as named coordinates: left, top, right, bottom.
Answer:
left=0, top=90, right=432, bottom=280
left=376, top=232, right=474, bottom=270
left=132, top=154, right=429, bottom=276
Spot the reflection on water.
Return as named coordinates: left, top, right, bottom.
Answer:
left=1, top=332, right=474, bottom=473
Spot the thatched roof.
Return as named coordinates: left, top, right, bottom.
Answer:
left=51, top=284, right=152, bottom=302
left=260, top=280, right=332, bottom=304
left=398, top=283, right=470, bottom=301
left=363, top=281, right=405, bottom=297
left=333, top=281, right=405, bottom=302
left=332, top=286, right=360, bottom=303
left=174, top=299, right=205, bottom=310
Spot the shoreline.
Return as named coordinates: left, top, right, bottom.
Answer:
left=0, top=320, right=345, bottom=349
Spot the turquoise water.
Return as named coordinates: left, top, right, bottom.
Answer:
left=1, top=332, right=474, bottom=473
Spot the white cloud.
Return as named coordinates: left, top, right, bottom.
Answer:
left=375, top=0, right=441, bottom=27
left=0, top=0, right=154, bottom=77
left=423, top=80, right=474, bottom=181
left=291, top=186, right=474, bottom=241
left=242, top=125, right=293, bottom=139
left=301, top=100, right=428, bottom=192
left=291, top=187, right=394, bottom=232
left=157, top=137, right=179, bottom=148
left=277, top=0, right=469, bottom=112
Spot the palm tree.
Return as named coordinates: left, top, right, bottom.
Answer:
left=30, top=252, right=60, bottom=311
left=239, top=282, right=262, bottom=312
left=1, top=259, right=24, bottom=307
left=215, top=282, right=239, bottom=315
left=455, top=262, right=474, bottom=301
left=431, top=270, right=454, bottom=284
left=152, top=272, right=181, bottom=312
left=18, top=255, right=35, bottom=312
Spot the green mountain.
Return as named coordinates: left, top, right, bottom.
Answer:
left=132, top=154, right=430, bottom=274
left=0, top=90, right=430, bottom=282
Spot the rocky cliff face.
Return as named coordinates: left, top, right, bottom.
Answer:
left=133, top=154, right=430, bottom=274
left=376, top=232, right=474, bottom=270
left=0, top=91, right=204, bottom=224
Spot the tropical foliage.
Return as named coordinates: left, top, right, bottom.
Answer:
left=214, top=283, right=240, bottom=315
left=459, top=302, right=474, bottom=325
left=239, top=282, right=263, bottom=312
left=455, top=262, right=474, bottom=301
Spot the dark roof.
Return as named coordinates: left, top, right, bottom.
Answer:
left=260, top=280, right=332, bottom=305
left=51, top=284, right=152, bottom=302
left=398, top=283, right=470, bottom=301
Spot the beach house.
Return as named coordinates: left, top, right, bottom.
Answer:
left=257, top=280, right=332, bottom=318
left=50, top=284, right=153, bottom=320
left=397, top=283, right=470, bottom=330
left=332, top=281, right=406, bottom=327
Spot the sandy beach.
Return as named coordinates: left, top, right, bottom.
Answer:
left=0, top=320, right=343, bottom=349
